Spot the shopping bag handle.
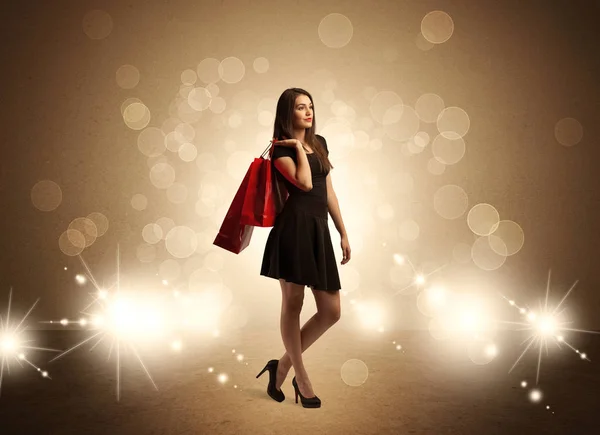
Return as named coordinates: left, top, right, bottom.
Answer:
left=260, top=141, right=274, bottom=159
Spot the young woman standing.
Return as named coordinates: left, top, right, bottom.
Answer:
left=257, top=88, right=351, bottom=408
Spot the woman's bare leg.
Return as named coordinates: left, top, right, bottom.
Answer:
left=277, top=279, right=314, bottom=398
left=276, top=286, right=341, bottom=393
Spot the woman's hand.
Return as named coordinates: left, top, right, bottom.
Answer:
left=340, top=235, right=351, bottom=265
left=270, top=137, right=300, bottom=158
left=272, top=136, right=300, bottom=148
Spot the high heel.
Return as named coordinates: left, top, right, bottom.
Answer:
left=256, top=359, right=285, bottom=402
left=292, top=376, right=321, bottom=408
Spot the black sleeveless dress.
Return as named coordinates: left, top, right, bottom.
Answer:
left=260, top=134, right=341, bottom=291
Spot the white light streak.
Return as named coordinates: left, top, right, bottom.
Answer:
left=0, top=288, right=60, bottom=396
left=500, top=269, right=599, bottom=384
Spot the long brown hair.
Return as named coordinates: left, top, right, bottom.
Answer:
left=272, top=88, right=334, bottom=174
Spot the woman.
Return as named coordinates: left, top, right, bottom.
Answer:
left=256, top=88, right=351, bottom=408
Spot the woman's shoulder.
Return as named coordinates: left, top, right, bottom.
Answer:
left=272, top=143, right=297, bottom=160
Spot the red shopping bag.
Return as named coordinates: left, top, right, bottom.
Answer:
left=213, top=163, right=255, bottom=254
left=240, top=143, right=288, bottom=227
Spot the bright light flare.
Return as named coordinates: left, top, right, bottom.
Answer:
left=443, top=294, right=496, bottom=339
left=501, top=269, right=599, bottom=384
left=176, top=291, right=223, bottom=332
left=49, top=289, right=164, bottom=401
left=105, top=296, right=166, bottom=340
left=45, top=247, right=165, bottom=401
left=467, top=339, right=499, bottom=365
left=393, top=254, right=447, bottom=296
left=427, top=286, right=447, bottom=305
left=459, top=311, right=483, bottom=332
left=485, top=344, right=498, bottom=358
left=535, top=315, right=557, bottom=336
left=0, top=288, right=60, bottom=396
left=417, top=285, right=450, bottom=318
left=354, top=301, right=386, bottom=330
left=171, top=340, right=182, bottom=352
left=529, top=389, right=542, bottom=403
left=1, top=335, right=16, bottom=353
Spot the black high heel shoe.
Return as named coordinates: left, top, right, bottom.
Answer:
left=256, top=359, right=285, bottom=402
left=292, top=376, right=321, bottom=408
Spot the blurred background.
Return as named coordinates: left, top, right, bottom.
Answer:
left=1, top=2, right=599, bottom=432
left=0, top=0, right=599, bottom=342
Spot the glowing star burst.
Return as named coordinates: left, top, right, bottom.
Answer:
left=501, top=269, right=599, bottom=384
left=44, top=246, right=159, bottom=401
left=1, top=288, right=60, bottom=397
left=392, top=254, right=447, bottom=296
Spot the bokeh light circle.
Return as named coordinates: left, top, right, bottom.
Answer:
left=197, top=58, right=221, bottom=84
left=131, top=193, right=148, bottom=211
left=116, top=64, right=140, bottom=89
left=398, top=219, right=420, bottom=241
left=253, top=57, right=270, bottom=74
left=159, top=259, right=181, bottom=282
left=555, top=117, right=583, bottom=147
left=415, top=93, right=445, bottom=123
left=489, top=220, right=524, bottom=256
left=340, top=359, right=369, bottom=386
left=433, top=185, right=468, bottom=219
left=167, top=183, right=189, bottom=204
left=370, top=91, right=403, bottom=125
left=136, top=243, right=157, bottom=263
left=318, top=13, right=354, bottom=48
left=142, top=223, right=163, bottom=245
left=188, top=87, right=212, bottom=111
left=82, top=10, right=113, bottom=40
left=165, top=226, right=198, bottom=259
left=437, top=106, right=470, bottom=139
left=138, top=127, right=166, bottom=157
left=471, top=236, right=507, bottom=271
left=428, top=317, right=449, bottom=340
left=467, top=340, right=498, bottom=365
left=59, top=229, right=86, bottom=256
left=421, top=11, right=454, bottom=44
left=432, top=134, right=466, bottom=165
left=149, top=163, right=176, bottom=189
left=416, top=286, right=450, bottom=318
left=416, top=32, right=435, bottom=51
left=31, top=180, right=62, bottom=211
left=68, top=217, right=98, bottom=248
left=86, top=212, right=109, bottom=237
left=383, top=105, right=421, bottom=142
left=467, top=203, right=500, bottom=236
left=427, top=157, right=446, bottom=175
left=218, top=57, right=245, bottom=84
left=181, top=69, right=197, bottom=85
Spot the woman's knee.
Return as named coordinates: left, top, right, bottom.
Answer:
left=331, top=305, right=341, bottom=323
left=313, top=289, right=341, bottom=323
left=280, top=279, right=305, bottom=312
left=325, top=304, right=341, bottom=324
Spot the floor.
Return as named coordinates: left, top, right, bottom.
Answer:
left=0, top=325, right=597, bottom=435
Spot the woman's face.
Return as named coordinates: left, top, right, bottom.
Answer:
left=293, top=95, right=313, bottom=129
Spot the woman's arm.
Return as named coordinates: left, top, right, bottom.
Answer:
left=294, top=141, right=313, bottom=190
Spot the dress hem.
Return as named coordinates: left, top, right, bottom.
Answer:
left=260, top=273, right=341, bottom=291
